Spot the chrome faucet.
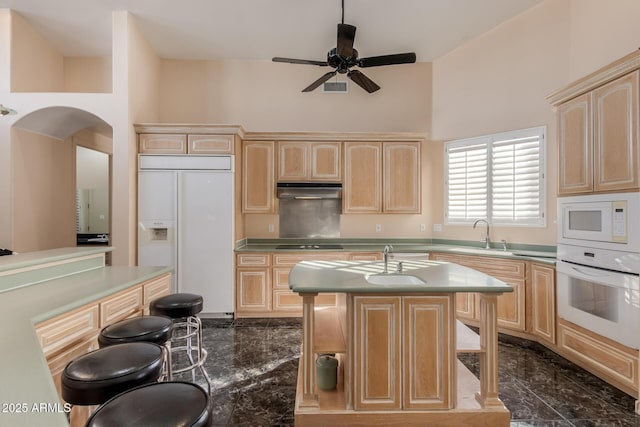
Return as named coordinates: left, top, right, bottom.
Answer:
left=383, top=245, right=393, bottom=273
left=473, top=219, right=491, bottom=249
left=501, top=239, right=508, bottom=251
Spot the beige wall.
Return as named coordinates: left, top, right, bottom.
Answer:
left=11, top=128, right=75, bottom=252
left=10, top=11, right=64, bottom=92
left=64, top=57, right=112, bottom=93
left=159, top=60, right=432, bottom=134
left=430, top=0, right=640, bottom=246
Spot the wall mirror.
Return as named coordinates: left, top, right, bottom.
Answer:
left=76, top=146, right=110, bottom=236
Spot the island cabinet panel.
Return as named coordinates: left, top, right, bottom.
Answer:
left=353, top=296, right=402, bottom=410
left=352, top=295, right=454, bottom=411
left=35, top=304, right=100, bottom=358
left=142, top=274, right=172, bottom=315
left=403, top=296, right=454, bottom=410
left=99, top=286, right=143, bottom=325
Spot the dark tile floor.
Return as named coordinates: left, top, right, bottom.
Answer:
left=183, top=318, right=640, bottom=427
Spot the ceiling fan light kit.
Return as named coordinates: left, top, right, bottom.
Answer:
left=0, top=105, right=17, bottom=116
left=272, top=1, right=416, bottom=93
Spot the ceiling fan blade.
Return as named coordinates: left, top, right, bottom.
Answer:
left=358, top=52, right=417, bottom=68
left=302, top=71, right=338, bottom=92
left=347, top=70, right=380, bottom=93
left=272, top=57, right=328, bottom=66
left=337, top=23, right=356, bottom=57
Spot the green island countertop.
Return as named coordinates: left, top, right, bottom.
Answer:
left=0, top=247, right=172, bottom=427
left=289, top=259, right=514, bottom=294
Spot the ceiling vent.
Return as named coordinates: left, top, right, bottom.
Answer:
left=323, top=81, right=348, bottom=93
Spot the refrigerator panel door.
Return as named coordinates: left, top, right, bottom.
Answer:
left=138, top=171, right=177, bottom=221
left=179, top=171, right=234, bottom=314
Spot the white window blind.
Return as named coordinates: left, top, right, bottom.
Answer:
left=445, top=126, right=545, bottom=227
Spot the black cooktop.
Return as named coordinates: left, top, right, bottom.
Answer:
left=275, top=244, right=344, bottom=250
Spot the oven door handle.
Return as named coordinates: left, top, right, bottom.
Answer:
left=569, top=265, right=615, bottom=278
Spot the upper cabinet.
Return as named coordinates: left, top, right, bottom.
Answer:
left=242, top=141, right=276, bottom=213
left=343, top=141, right=421, bottom=214
left=549, top=51, right=640, bottom=196
left=278, top=141, right=341, bottom=182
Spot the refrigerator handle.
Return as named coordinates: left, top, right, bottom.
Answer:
left=175, top=172, right=182, bottom=293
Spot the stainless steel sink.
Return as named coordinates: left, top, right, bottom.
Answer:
left=365, top=274, right=426, bottom=286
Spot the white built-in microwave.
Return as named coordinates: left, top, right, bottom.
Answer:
left=558, top=192, right=640, bottom=252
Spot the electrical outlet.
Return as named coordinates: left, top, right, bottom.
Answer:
left=420, top=224, right=426, bottom=232
left=433, top=223, right=442, bottom=232
left=375, top=224, right=382, bottom=232
left=268, top=224, right=275, bottom=233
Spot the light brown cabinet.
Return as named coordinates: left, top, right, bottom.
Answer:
left=429, top=252, right=526, bottom=332
left=531, top=263, right=556, bottom=344
left=343, top=141, right=421, bottom=214
left=278, top=141, right=341, bottom=182
left=353, top=295, right=454, bottom=411
left=138, top=133, right=187, bottom=154
left=34, top=272, right=171, bottom=427
left=236, top=253, right=271, bottom=314
left=383, top=142, right=421, bottom=213
left=242, top=141, right=276, bottom=213
left=187, top=134, right=235, bottom=154
left=556, top=70, right=639, bottom=195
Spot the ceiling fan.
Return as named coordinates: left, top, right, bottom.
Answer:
left=272, top=0, right=416, bottom=93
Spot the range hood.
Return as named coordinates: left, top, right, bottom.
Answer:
left=276, top=183, right=342, bottom=238
left=276, top=182, right=342, bottom=200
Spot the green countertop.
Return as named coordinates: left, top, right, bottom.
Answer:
left=289, top=259, right=514, bottom=294
left=236, top=238, right=556, bottom=265
left=0, top=248, right=171, bottom=427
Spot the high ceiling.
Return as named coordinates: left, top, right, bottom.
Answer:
left=0, top=0, right=541, bottom=61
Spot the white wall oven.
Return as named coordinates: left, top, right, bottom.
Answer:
left=557, top=192, right=640, bottom=349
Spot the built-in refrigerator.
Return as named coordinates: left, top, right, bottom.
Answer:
left=138, top=155, right=234, bottom=316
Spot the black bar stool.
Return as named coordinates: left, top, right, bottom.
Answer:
left=85, top=381, right=212, bottom=426
left=150, top=293, right=211, bottom=393
left=61, top=342, right=164, bottom=424
left=98, top=315, right=174, bottom=379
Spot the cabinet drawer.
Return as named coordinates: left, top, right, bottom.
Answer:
left=348, top=252, right=382, bottom=261
left=237, top=253, right=270, bottom=267
left=139, top=134, right=187, bottom=154
left=188, top=134, right=234, bottom=154
left=143, top=273, right=172, bottom=307
left=273, top=267, right=291, bottom=289
left=558, top=320, right=637, bottom=389
left=273, top=290, right=303, bottom=311
left=100, top=287, right=143, bottom=326
left=35, top=304, right=100, bottom=357
left=273, top=252, right=348, bottom=266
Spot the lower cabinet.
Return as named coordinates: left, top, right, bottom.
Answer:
left=237, top=251, right=364, bottom=318
left=353, top=295, right=454, bottom=411
left=531, top=264, right=556, bottom=344
left=430, top=253, right=527, bottom=332
left=34, top=272, right=171, bottom=427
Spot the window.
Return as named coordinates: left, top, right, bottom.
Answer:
left=445, top=126, right=545, bottom=226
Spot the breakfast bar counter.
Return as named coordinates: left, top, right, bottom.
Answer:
left=289, top=259, right=513, bottom=426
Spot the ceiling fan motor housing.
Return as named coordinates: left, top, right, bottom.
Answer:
left=327, top=48, right=359, bottom=73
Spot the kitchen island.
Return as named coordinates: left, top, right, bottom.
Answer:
left=289, top=259, right=513, bottom=426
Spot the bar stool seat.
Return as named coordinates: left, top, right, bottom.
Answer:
left=86, top=381, right=212, bottom=427
left=149, top=293, right=211, bottom=393
left=150, top=293, right=203, bottom=318
left=98, top=316, right=173, bottom=347
left=61, top=342, right=164, bottom=406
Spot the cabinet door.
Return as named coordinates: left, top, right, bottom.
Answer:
left=531, top=264, right=556, bottom=344
left=383, top=142, right=421, bottom=213
left=278, top=141, right=308, bottom=181
left=558, top=93, right=592, bottom=195
left=343, top=142, right=382, bottom=213
left=236, top=269, right=271, bottom=312
left=593, top=71, right=639, bottom=192
left=311, top=142, right=341, bottom=181
left=138, top=134, right=187, bottom=154
left=494, top=276, right=525, bottom=331
left=187, top=134, right=234, bottom=154
left=353, top=296, right=401, bottom=410
left=242, top=141, right=276, bottom=213
left=403, top=296, right=454, bottom=410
